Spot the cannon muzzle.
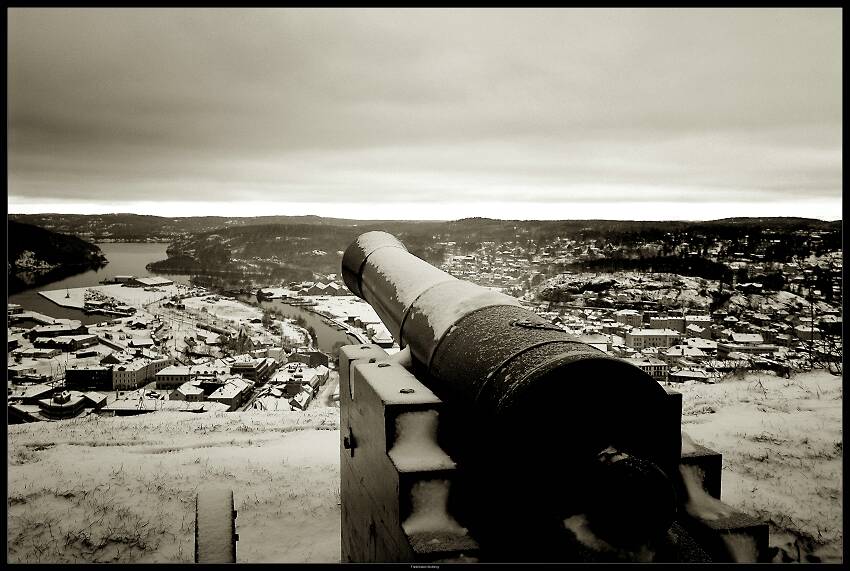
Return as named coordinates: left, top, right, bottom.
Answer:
left=342, top=231, right=682, bottom=557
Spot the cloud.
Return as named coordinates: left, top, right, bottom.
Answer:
left=7, top=8, right=843, bottom=219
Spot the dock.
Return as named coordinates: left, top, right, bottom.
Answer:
left=38, top=287, right=87, bottom=309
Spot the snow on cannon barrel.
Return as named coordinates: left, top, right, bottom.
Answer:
left=341, top=231, right=687, bottom=561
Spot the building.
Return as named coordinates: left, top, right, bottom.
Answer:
left=74, top=348, right=100, bottom=358
left=66, top=365, right=113, bottom=391
left=128, top=276, right=174, bottom=288
left=12, top=346, right=61, bottom=359
left=750, top=313, right=772, bottom=327
left=289, top=389, right=312, bottom=411
left=155, top=365, right=194, bottom=389
left=287, top=350, right=330, bottom=369
left=230, top=357, right=276, bottom=383
left=685, top=324, right=711, bottom=339
left=38, top=391, right=86, bottom=419
left=34, top=334, right=99, bottom=351
left=314, top=365, right=330, bottom=383
left=730, top=333, right=764, bottom=345
left=8, top=383, right=58, bottom=404
left=107, top=353, right=173, bottom=390
left=101, top=350, right=135, bottom=365
left=684, top=315, right=712, bottom=328
left=8, top=364, right=37, bottom=381
left=669, top=369, right=714, bottom=383
left=145, top=355, right=174, bottom=379
left=128, top=337, right=156, bottom=349
left=275, top=362, right=327, bottom=395
left=208, top=378, right=253, bottom=411
left=307, top=283, right=329, bottom=296
left=171, top=381, right=206, bottom=402
left=717, top=342, right=779, bottom=359
left=326, top=283, right=344, bottom=296
left=683, top=338, right=718, bottom=354
left=112, top=360, right=150, bottom=390
left=614, top=309, right=643, bottom=328
left=649, top=317, right=686, bottom=334
left=736, top=282, right=763, bottom=294
left=624, top=328, right=681, bottom=349
left=663, top=345, right=708, bottom=360
left=25, top=322, right=88, bottom=340
left=628, top=357, right=669, bottom=382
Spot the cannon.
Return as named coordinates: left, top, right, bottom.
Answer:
left=193, top=230, right=769, bottom=563
left=338, top=231, right=768, bottom=563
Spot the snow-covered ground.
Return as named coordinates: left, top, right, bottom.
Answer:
left=310, top=296, right=381, bottom=324
left=40, top=284, right=186, bottom=310
left=10, top=343, right=115, bottom=380
left=174, top=296, right=308, bottom=349
left=182, top=296, right=261, bottom=323
left=726, top=290, right=836, bottom=315
left=676, top=369, right=842, bottom=562
left=8, top=410, right=341, bottom=563
left=7, top=369, right=841, bottom=563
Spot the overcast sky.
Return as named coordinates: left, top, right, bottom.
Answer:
left=8, top=8, right=842, bottom=220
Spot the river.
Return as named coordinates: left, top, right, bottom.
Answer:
left=7, top=242, right=190, bottom=324
left=8, top=242, right=362, bottom=352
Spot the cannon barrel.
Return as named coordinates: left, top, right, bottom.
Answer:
left=342, top=231, right=683, bottom=556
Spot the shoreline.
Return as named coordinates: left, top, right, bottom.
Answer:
left=242, top=294, right=368, bottom=346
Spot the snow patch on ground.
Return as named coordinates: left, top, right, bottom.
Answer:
left=7, top=368, right=841, bottom=563
left=676, top=369, right=842, bottom=562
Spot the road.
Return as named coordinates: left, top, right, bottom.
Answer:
left=309, top=371, right=339, bottom=410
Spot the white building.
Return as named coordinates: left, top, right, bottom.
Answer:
left=615, top=309, right=643, bottom=328
left=625, top=328, right=681, bottom=349
left=628, top=356, right=669, bottom=382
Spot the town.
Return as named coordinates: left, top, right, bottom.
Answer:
left=8, top=276, right=378, bottom=423
left=438, top=227, right=842, bottom=382
left=7, top=224, right=842, bottom=424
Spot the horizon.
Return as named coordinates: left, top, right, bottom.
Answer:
left=7, top=8, right=842, bottom=221
left=7, top=210, right=840, bottom=224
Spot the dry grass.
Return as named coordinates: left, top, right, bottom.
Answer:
left=677, top=369, right=842, bottom=563
left=8, top=410, right=341, bottom=563
left=9, top=369, right=841, bottom=563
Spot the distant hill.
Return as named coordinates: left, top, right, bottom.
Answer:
left=8, top=220, right=107, bottom=293
left=146, top=221, right=446, bottom=281
left=9, top=213, right=839, bottom=244
left=8, top=214, right=840, bottom=288
left=6, top=213, right=419, bottom=242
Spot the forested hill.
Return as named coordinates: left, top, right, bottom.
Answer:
left=137, top=215, right=840, bottom=286
left=8, top=220, right=107, bottom=293
left=7, top=213, right=408, bottom=242
left=8, top=214, right=840, bottom=286
left=145, top=221, right=445, bottom=281
left=8, top=213, right=839, bottom=244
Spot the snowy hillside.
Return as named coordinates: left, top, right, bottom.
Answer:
left=8, top=410, right=340, bottom=563
left=7, top=370, right=842, bottom=563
